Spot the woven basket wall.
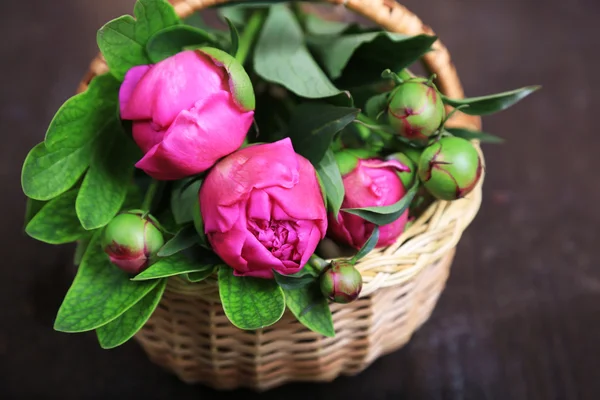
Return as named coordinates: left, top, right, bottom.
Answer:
left=78, top=0, right=483, bottom=391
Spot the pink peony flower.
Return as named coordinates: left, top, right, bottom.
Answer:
left=200, top=138, right=327, bottom=279
left=119, top=49, right=254, bottom=180
left=328, top=159, right=410, bottom=249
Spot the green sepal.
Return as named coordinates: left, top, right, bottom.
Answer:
left=218, top=266, right=286, bottom=330
left=197, top=47, right=255, bottom=111
left=96, top=278, right=167, bottom=349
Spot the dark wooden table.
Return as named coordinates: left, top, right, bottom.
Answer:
left=2, top=0, right=599, bottom=398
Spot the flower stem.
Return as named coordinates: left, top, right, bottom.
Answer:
left=142, top=180, right=160, bottom=213
left=235, top=10, right=267, bottom=65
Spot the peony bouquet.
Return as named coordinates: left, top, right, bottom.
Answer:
left=21, top=0, right=537, bottom=348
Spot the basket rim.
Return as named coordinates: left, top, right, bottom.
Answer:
left=77, top=0, right=484, bottom=298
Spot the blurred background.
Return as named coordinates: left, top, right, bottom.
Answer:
left=2, top=0, right=599, bottom=398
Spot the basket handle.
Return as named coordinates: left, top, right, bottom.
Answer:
left=171, top=0, right=481, bottom=130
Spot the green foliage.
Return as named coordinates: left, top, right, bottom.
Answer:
left=343, top=180, right=419, bottom=225
left=24, top=198, right=46, bottom=227
left=132, top=250, right=215, bottom=280
left=25, top=190, right=87, bottom=245
left=352, top=226, right=380, bottom=262
left=171, top=177, right=203, bottom=225
left=157, top=225, right=200, bottom=257
left=218, top=266, right=285, bottom=330
left=283, top=282, right=335, bottom=337
left=75, top=123, right=140, bottom=230
left=146, top=25, right=216, bottom=63
left=273, top=269, right=316, bottom=290
left=254, top=5, right=343, bottom=99
left=446, top=127, right=504, bottom=143
left=309, top=32, right=436, bottom=84
left=288, top=103, right=359, bottom=165
left=54, top=232, right=159, bottom=332
left=317, top=149, right=345, bottom=218
left=442, top=86, right=540, bottom=116
left=97, top=0, right=180, bottom=80
left=96, top=278, right=166, bottom=349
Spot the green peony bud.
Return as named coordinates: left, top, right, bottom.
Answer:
left=102, top=211, right=165, bottom=274
left=387, top=78, right=445, bottom=143
left=319, top=260, right=363, bottom=304
left=417, top=137, right=482, bottom=200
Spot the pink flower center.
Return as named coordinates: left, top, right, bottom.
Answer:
left=248, top=219, right=302, bottom=262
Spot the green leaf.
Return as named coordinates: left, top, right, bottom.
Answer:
left=225, top=18, right=240, bottom=57
left=442, top=86, right=540, bottom=116
left=316, top=149, right=345, bottom=217
left=283, top=283, right=334, bottom=337
left=146, top=25, right=215, bottom=63
left=97, top=0, right=180, bottom=80
left=73, top=234, right=92, bottom=266
left=186, top=266, right=217, bottom=282
left=308, top=32, right=436, bottom=84
left=254, top=5, right=343, bottom=99
left=21, top=141, right=93, bottom=201
left=446, top=127, right=504, bottom=144
left=365, top=92, right=389, bottom=120
left=218, top=266, right=285, bottom=330
left=24, top=198, right=46, bottom=226
left=273, top=269, right=316, bottom=291
left=343, top=179, right=419, bottom=226
left=305, top=14, right=350, bottom=36
left=75, top=122, right=139, bottom=230
left=157, top=225, right=199, bottom=257
left=96, top=278, right=167, bottom=349
left=170, top=177, right=203, bottom=225
left=352, top=226, right=380, bottom=262
left=288, top=103, right=359, bottom=165
left=132, top=250, right=214, bottom=281
left=44, top=74, right=120, bottom=150
left=25, top=190, right=86, bottom=244
left=121, top=184, right=144, bottom=211
left=54, top=232, right=159, bottom=332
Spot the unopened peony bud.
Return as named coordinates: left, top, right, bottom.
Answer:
left=417, top=137, right=482, bottom=200
left=319, top=260, right=363, bottom=303
left=387, top=78, right=445, bottom=143
left=102, top=211, right=164, bottom=274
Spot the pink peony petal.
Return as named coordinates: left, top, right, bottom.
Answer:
left=123, top=51, right=228, bottom=127
left=119, top=65, right=151, bottom=120
left=131, top=121, right=167, bottom=153
left=135, top=90, right=253, bottom=180
left=200, top=138, right=300, bottom=233
left=246, top=190, right=273, bottom=222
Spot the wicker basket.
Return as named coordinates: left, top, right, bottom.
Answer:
left=78, top=0, right=483, bottom=391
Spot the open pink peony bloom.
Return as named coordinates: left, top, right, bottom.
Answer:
left=328, top=159, right=410, bottom=249
left=200, top=138, right=327, bottom=279
left=119, top=50, right=254, bottom=180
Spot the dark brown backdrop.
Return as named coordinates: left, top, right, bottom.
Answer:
left=2, top=0, right=599, bottom=398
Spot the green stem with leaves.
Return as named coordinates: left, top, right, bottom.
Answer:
left=235, top=10, right=267, bottom=65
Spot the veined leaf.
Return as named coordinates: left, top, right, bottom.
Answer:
left=132, top=250, right=216, bottom=281
left=442, top=86, right=540, bottom=116
left=157, top=225, right=201, bottom=257
left=218, top=266, right=285, bottom=330
left=317, top=149, right=345, bottom=217
left=283, top=283, right=334, bottom=337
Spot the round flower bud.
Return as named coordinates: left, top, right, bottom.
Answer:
left=387, top=78, right=445, bottom=143
left=417, top=137, right=482, bottom=200
left=319, top=260, right=363, bottom=304
left=102, top=211, right=165, bottom=274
